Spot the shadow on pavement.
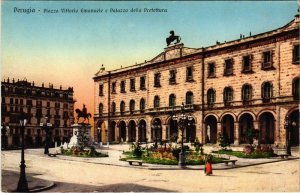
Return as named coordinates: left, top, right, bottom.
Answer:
left=1, top=170, right=54, bottom=192
left=48, top=182, right=175, bottom=192
left=2, top=169, right=174, bottom=192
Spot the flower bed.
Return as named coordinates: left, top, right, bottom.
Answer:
left=120, top=144, right=226, bottom=165
left=213, top=145, right=276, bottom=158
left=61, top=146, right=108, bottom=158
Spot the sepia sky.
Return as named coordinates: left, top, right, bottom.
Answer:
left=1, top=1, right=298, bottom=118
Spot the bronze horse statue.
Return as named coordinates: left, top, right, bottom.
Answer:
left=166, top=30, right=181, bottom=46
left=75, top=104, right=92, bottom=123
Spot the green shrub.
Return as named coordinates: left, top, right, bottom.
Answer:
left=213, top=148, right=275, bottom=159
left=217, top=132, right=230, bottom=150
left=131, top=142, right=143, bottom=157
left=193, top=138, right=203, bottom=154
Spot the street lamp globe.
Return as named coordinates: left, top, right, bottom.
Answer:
left=19, top=118, right=27, bottom=127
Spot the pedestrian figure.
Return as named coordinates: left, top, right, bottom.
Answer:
left=204, top=154, right=213, bottom=175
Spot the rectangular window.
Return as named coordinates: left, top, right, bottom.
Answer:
left=47, top=109, right=51, bottom=117
left=20, top=99, right=23, bottom=105
left=242, top=55, right=252, bottom=73
left=15, top=99, right=19, bottom=104
left=140, top=76, right=146, bottom=90
left=55, top=120, right=60, bottom=127
left=63, top=111, right=69, bottom=119
left=186, top=66, right=193, bottom=81
left=208, top=63, right=215, bottom=78
left=112, top=82, right=116, bottom=93
left=262, top=51, right=273, bottom=69
left=36, top=108, right=42, bottom=118
left=55, top=102, right=60, bottom=108
left=2, top=106, right=7, bottom=113
left=47, top=102, right=50, bottom=108
left=130, top=78, right=135, bottom=91
left=169, top=70, right=176, bottom=84
left=120, top=81, right=126, bottom=93
left=1, top=97, right=5, bottom=104
left=10, top=98, right=13, bottom=104
left=64, top=120, right=67, bottom=127
left=293, top=44, right=300, bottom=64
left=224, top=59, right=233, bottom=76
left=99, top=84, right=104, bottom=96
left=27, top=100, right=32, bottom=106
left=154, top=73, right=161, bottom=87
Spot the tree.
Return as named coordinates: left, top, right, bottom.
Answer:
left=245, top=127, right=259, bottom=146
left=217, top=132, right=230, bottom=150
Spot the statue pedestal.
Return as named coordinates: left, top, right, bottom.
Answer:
left=68, top=123, right=92, bottom=148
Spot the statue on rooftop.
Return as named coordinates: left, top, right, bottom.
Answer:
left=166, top=30, right=181, bottom=46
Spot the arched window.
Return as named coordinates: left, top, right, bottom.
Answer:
left=154, top=96, right=160, bottom=108
left=169, top=94, right=176, bottom=107
left=130, top=100, right=135, bottom=114
left=242, top=84, right=252, bottom=105
left=186, top=91, right=193, bottom=105
left=27, top=89, right=32, bottom=95
left=120, top=101, right=125, bottom=115
left=99, top=103, right=103, bottom=115
left=140, top=98, right=145, bottom=113
left=223, top=87, right=233, bottom=106
left=111, top=102, right=116, bottom=115
left=36, top=90, right=41, bottom=96
left=207, top=89, right=215, bottom=107
left=293, top=77, right=300, bottom=100
left=1, top=85, right=5, bottom=93
left=261, top=82, right=273, bottom=103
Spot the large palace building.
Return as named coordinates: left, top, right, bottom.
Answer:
left=1, top=78, right=75, bottom=148
left=93, top=14, right=300, bottom=148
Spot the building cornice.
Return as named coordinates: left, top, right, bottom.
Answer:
left=93, top=16, right=299, bottom=80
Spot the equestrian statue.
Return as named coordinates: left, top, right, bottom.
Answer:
left=166, top=30, right=181, bottom=46
left=75, top=104, right=92, bottom=123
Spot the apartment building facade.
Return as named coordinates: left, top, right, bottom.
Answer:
left=1, top=78, right=75, bottom=148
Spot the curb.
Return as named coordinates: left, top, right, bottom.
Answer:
left=53, top=155, right=299, bottom=171
left=29, top=182, right=56, bottom=192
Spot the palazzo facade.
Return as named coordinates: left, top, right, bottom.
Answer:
left=93, top=14, right=300, bottom=147
left=1, top=78, right=75, bottom=148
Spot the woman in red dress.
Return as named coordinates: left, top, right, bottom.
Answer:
left=204, top=154, right=213, bottom=175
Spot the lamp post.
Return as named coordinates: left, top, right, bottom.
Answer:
left=172, top=102, right=193, bottom=168
left=284, top=116, right=294, bottom=156
left=152, top=120, right=160, bottom=148
left=17, top=113, right=28, bottom=192
left=40, top=117, right=53, bottom=154
left=285, top=118, right=297, bottom=156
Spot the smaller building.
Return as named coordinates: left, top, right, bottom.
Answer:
left=1, top=78, right=75, bottom=149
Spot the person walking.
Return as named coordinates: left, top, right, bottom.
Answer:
left=204, top=154, right=213, bottom=175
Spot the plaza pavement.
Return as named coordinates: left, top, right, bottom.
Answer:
left=1, top=144, right=299, bottom=192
